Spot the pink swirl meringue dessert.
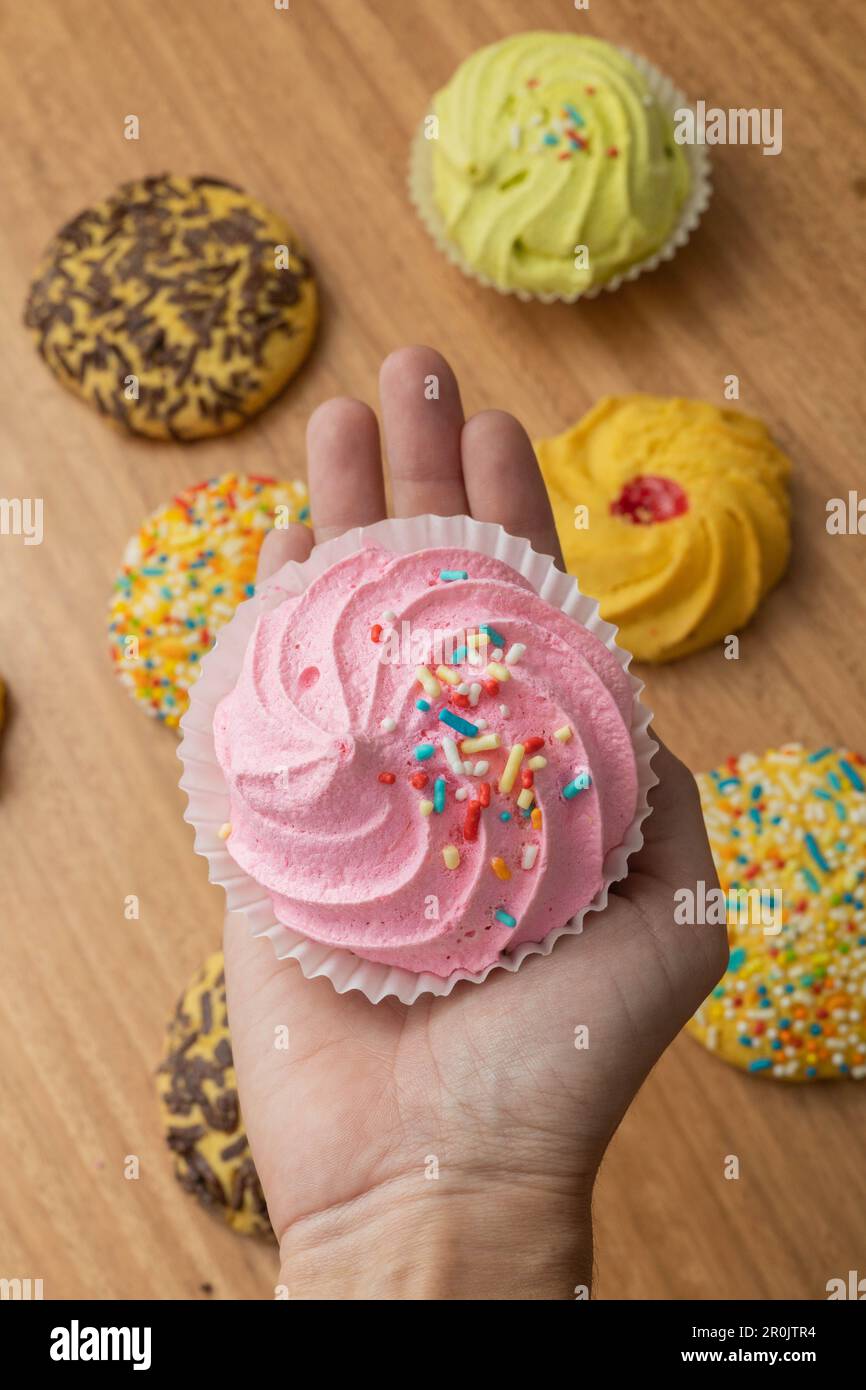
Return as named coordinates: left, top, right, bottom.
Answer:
left=213, top=544, right=639, bottom=978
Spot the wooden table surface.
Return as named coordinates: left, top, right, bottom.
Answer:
left=1, top=0, right=864, bottom=1301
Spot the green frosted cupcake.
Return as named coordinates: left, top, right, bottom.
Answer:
left=413, top=32, right=704, bottom=300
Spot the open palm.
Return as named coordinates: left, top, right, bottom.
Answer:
left=224, top=347, right=727, bottom=1295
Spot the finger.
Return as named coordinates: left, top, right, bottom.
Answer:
left=306, top=397, right=387, bottom=543
left=256, top=523, right=313, bottom=583
left=615, top=736, right=718, bottom=892
left=460, top=409, right=564, bottom=566
left=379, top=345, right=469, bottom=517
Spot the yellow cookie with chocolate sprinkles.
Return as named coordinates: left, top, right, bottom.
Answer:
left=688, top=745, right=866, bottom=1081
left=157, top=952, right=273, bottom=1238
left=24, top=174, right=317, bottom=440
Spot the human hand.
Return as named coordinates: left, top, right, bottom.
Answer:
left=224, top=347, right=728, bottom=1300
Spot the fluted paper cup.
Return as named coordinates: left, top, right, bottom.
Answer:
left=409, top=47, right=712, bottom=304
left=178, top=516, right=658, bottom=1004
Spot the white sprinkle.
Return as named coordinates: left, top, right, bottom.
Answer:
left=510, top=123, right=522, bottom=149
left=467, top=647, right=484, bottom=666
left=499, top=704, right=510, bottom=718
left=527, top=755, right=547, bottom=770
left=456, top=682, right=470, bottom=695
left=490, top=647, right=504, bottom=661
left=475, top=718, right=487, bottom=731
left=218, top=822, right=232, bottom=840
left=469, top=682, right=482, bottom=707
left=530, top=112, right=543, bottom=126
left=522, top=844, right=539, bottom=871
left=474, top=759, right=490, bottom=777
left=382, top=609, right=397, bottom=623
left=380, top=717, right=396, bottom=733
left=505, top=642, right=526, bottom=666
left=455, top=787, right=469, bottom=802
left=442, top=736, right=465, bottom=776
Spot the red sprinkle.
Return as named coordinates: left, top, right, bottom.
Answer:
left=607, top=146, right=619, bottom=158
left=523, top=736, right=544, bottom=754
left=479, top=782, right=491, bottom=808
left=452, top=692, right=470, bottom=709
left=482, top=678, right=499, bottom=696
left=410, top=772, right=429, bottom=789
left=370, top=624, right=383, bottom=643
left=463, top=800, right=481, bottom=842
left=521, top=770, right=534, bottom=789
left=378, top=772, right=396, bottom=785
left=558, top=151, right=571, bottom=160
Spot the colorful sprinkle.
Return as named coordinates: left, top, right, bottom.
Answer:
left=436, top=664, right=461, bottom=687
left=378, top=772, right=396, bottom=785
left=380, top=717, right=396, bottom=733
left=415, top=666, right=441, bottom=699
left=563, top=771, right=592, bottom=800
left=463, top=799, right=481, bottom=842
left=414, top=743, right=435, bottom=761
left=522, top=844, right=539, bottom=871
left=495, top=909, right=517, bottom=929
left=553, top=725, right=573, bottom=743
left=218, top=822, right=232, bottom=840
left=439, top=570, right=468, bottom=582
left=416, top=698, right=431, bottom=712
left=491, top=856, right=511, bottom=881
left=439, top=708, right=479, bottom=738
left=433, top=777, right=446, bottom=813
left=442, top=845, right=460, bottom=870
left=485, top=662, right=510, bottom=682
left=460, top=732, right=501, bottom=754
left=499, top=743, right=525, bottom=795
left=419, top=799, right=433, bottom=817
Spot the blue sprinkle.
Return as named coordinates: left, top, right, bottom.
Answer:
left=839, top=758, right=865, bottom=791
left=805, top=1066, right=817, bottom=1078
left=298, top=506, right=310, bottom=521
left=834, top=802, right=847, bottom=822
left=717, top=777, right=741, bottom=792
left=500, top=811, right=512, bottom=823
left=809, top=1023, right=823, bottom=1036
left=804, top=832, right=830, bottom=873
left=748, top=807, right=762, bottom=829
left=771, top=1039, right=782, bottom=1050
left=729, top=947, right=747, bottom=972
left=439, top=570, right=468, bottom=582
left=416, top=698, right=431, bottom=712
left=542, top=132, right=560, bottom=146
left=480, top=623, right=506, bottom=649
left=748, top=1058, right=773, bottom=1073
left=751, top=784, right=763, bottom=800
left=433, top=777, right=446, bottom=813
left=438, top=709, right=478, bottom=738
left=738, top=1036, right=752, bottom=1047
left=244, top=583, right=255, bottom=597
left=495, top=909, right=517, bottom=929
left=801, top=867, right=821, bottom=893
left=414, top=743, right=435, bottom=761
left=813, top=788, right=832, bottom=801
left=563, top=771, right=592, bottom=800
left=828, top=771, right=843, bottom=791
left=451, top=645, right=468, bottom=663
left=564, top=102, right=585, bottom=127
left=808, top=747, right=833, bottom=762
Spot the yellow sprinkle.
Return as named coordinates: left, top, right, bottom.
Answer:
left=517, top=787, right=535, bottom=810
left=553, top=725, right=573, bottom=743
left=419, top=799, right=434, bottom=817
left=218, top=822, right=232, bottom=839
left=443, top=844, right=460, bottom=870
left=460, top=732, right=501, bottom=754
left=415, top=666, right=441, bottom=699
left=499, top=743, right=525, bottom=794
left=435, top=664, right=461, bottom=687
left=490, top=856, right=511, bottom=881
left=467, top=632, right=490, bottom=648
left=527, top=755, right=547, bottom=770
left=485, top=662, right=510, bottom=681
left=531, top=807, right=543, bottom=829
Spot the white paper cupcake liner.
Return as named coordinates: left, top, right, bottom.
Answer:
left=409, top=46, right=712, bottom=304
left=178, top=516, right=658, bottom=1004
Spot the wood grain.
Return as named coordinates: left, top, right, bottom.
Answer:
left=0, top=0, right=864, bottom=1300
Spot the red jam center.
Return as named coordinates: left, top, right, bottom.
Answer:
left=610, top=475, right=689, bottom=525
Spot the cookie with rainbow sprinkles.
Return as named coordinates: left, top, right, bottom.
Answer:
left=108, top=472, right=310, bottom=729
left=688, top=745, right=866, bottom=1081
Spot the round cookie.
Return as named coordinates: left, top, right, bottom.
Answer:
left=688, top=745, right=866, bottom=1081
left=157, top=951, right=272, bottom=1238
left=108, top=472, right=310, bottom=729
left=24, top=174, right=317, bottom=440
left=535, top=395, right=791, bottom=663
